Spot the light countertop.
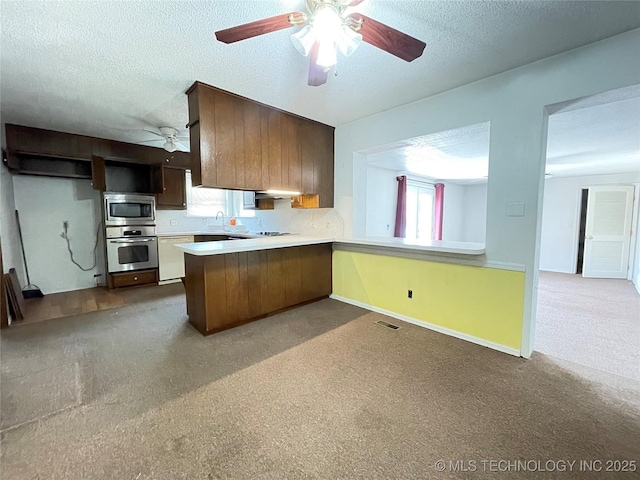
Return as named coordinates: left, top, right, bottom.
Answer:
left=156, top=231, right=259, bottom=238
left=334, top=237, right=485, bottom=255
left=175, top=235, right=485, bottom=256
left=175, top=236, right=334, bottom=255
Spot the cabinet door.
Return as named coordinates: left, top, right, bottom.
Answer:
left=156, top=167, right=186, bottom=209
left=91, top=156, right=106, bottom=191
left=317, top=125, right=334, bottom=208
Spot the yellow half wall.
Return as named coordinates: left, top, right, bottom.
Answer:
left=332, top=250, right=525, bottom=353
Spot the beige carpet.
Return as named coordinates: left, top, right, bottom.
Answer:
left=536, top=271, right=640, bottom=382
left=2, top=284, right=639, bottom=479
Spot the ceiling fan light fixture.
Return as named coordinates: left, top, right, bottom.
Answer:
left=163, top=139, right=177, bottom=153
left=312, top=4, right=342, bottom=41
left=317, top=40, right=337, bottom=67
left=290, top=24, right=316, bottom=56
left=336, top=25, right=362, bottom=56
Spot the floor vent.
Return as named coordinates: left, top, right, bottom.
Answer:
left=375, top=320, right=400, bottom=330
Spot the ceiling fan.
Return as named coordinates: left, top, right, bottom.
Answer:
left=142, top=127, right=189, bottom=153
left=215, top=0, right=426, bottom=87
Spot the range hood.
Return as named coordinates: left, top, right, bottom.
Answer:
left=255, top=189, right=302, bottom=199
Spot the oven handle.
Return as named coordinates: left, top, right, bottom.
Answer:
left=109, top=238, right=155, bottom=243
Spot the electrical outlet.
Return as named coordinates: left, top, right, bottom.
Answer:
left=170, top=219, right=178, bottom=226
left=408, top=290, right=413, bottom=299
left=202, top=218, right=207, bottom=225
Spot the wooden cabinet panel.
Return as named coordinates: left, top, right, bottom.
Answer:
left=156, top=166, right=186, bottom=209
left=214, top=91, right=236, bottom=188
left=268, top=109, right=283, bottom=191
left=234, top=98, right=246, bottom=189
left=299, top=121, right=316, bottom=195
left=260, top=107, right=271, bottom=190
left=244, top=102, right=263, bottom=190
left=266, top=249, right=286, bottom=312
left=246, top=251, right=263, bottom=319
left=188, top=123, right=202, bottom=187
left=186, top=243, right=332, bottom=335
left=300, top=243, right=332, bottom=299
left=91, top=156, right=106, bottom=191
left=318, top=126, right=334, bottom=208
left=282, top=114, right=302, bottom=192
left=283, top=246, right=303, bottom=306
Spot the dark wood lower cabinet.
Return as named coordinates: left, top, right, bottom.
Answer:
left=108, top=269, right=158, bottom=289
left=184, top=244, right=332, bottom=335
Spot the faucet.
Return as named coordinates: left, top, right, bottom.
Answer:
left=215, top=211, right=225, bottom=231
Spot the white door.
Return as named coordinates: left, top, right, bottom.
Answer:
left=583, top=186, right=634, bottom=278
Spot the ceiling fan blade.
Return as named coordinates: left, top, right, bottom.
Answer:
left=215, top=12, right=305, bottom=44
left=176, top=135, right=190, bottom=141
left=174, top=141, right=189, bottom=151
left=348, top=0, right=366, bottom=6
left=144, top=127, right=165, bottom=138
left=308, top=42, right=328, bottom=87
left=139, top=139, right=163, bottom=144
left=349, top=14, right=426, bottom=62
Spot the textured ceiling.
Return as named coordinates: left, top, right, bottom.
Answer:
left=366, top=91, right=640, bottom=184
left=1, top=0, right=640, bottom=149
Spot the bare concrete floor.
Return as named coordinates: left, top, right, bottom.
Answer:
left=2, top=284, right=639, bottom=479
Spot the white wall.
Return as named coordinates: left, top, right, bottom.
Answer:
left=463, top=184, right=488, bottom=243
left=539, top=172, right=640, bottom=274
left=334, top=29, right=640, bottom=357
left=12, top=176, right=105, bottom=294
left=632, top=187, right=640, bottom=292
left=442, top=182, right=465, bottom=242
left=364, top=166, right=397, bottom=237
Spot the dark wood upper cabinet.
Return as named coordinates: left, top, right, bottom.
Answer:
left=186, top=82, right=334, bottom=208
left=4, top=124, right=192, bottom=173
left=91, top=156, right=106, bottom=191
left=155, top=166, right=186, bottom=210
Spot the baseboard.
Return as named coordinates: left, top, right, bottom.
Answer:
left=538, top=267, right=574, bottom=274
left=330, top=294, right=521, bottom=357
left=484, top=261, right=526, bottom=272
left=158, top=278, right=182, bottom=286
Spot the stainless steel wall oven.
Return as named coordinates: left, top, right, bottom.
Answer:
left=105, top=226, right=158, bottom=273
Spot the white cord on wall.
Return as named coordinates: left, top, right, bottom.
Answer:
left=60, top=221, right=102, bottom=272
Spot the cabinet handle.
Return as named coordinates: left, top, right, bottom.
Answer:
left=134, top=276, right=138, bottom=281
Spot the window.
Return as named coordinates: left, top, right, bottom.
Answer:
left=405, top=181, right=434, bottom=240
left=185, top=171, right=241, bottom=217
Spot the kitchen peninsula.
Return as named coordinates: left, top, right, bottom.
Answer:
left=177, top=236, right=486, bottom=336
left=177, top=236, right=333, bottom=335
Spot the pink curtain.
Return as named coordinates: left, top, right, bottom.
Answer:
left=434, top=183, right=444, bottom=240
left=394, top=175, right=407, bottom=237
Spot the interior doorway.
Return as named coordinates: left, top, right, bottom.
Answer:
left=535, top=85, right=640, bottom=384
left=575, top=189, right=588, bottom=274
left=579, top=186, right=635, bottom=279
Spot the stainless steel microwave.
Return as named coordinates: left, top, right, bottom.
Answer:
left=104, top=193, right=156, bottom=226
